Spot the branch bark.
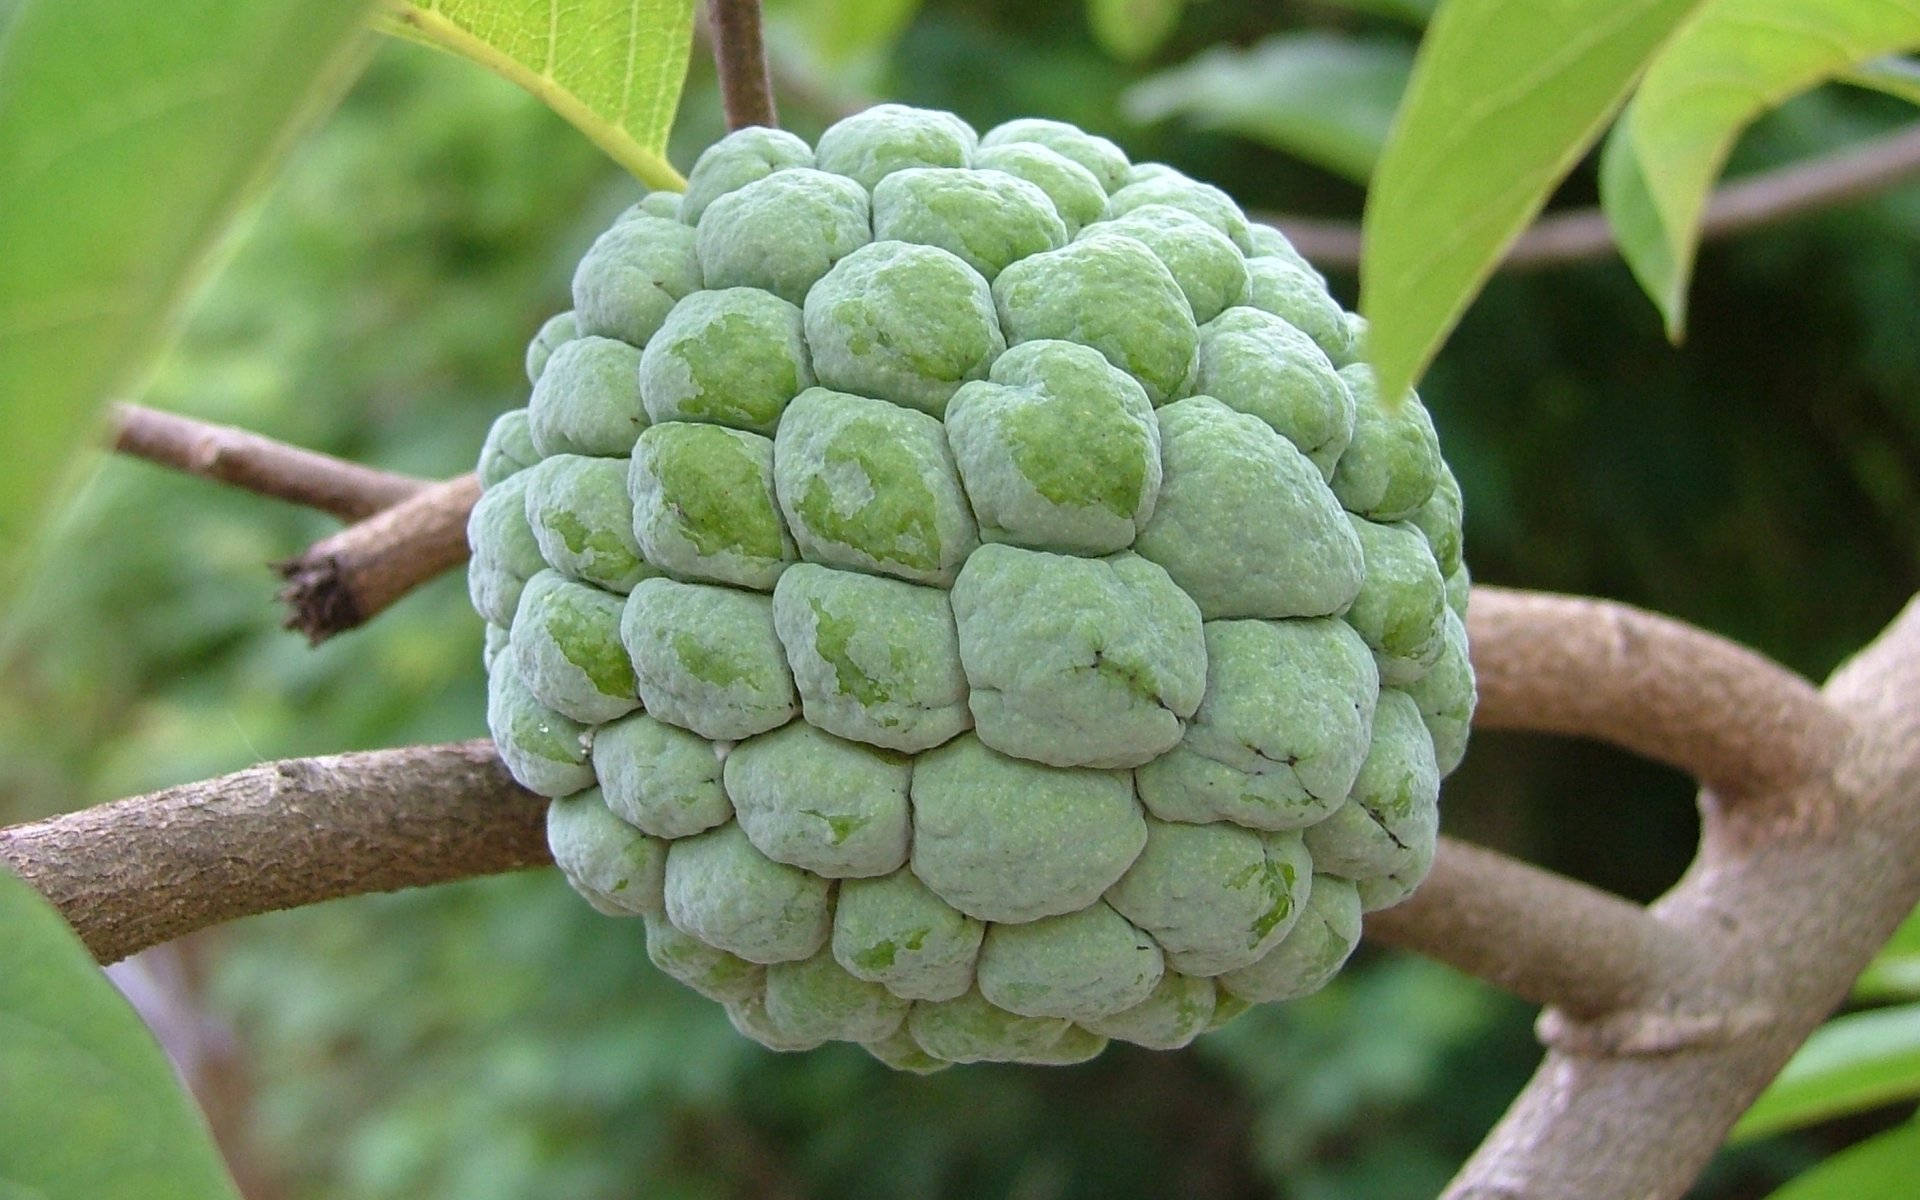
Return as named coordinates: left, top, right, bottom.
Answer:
left=102, top=408, right=469, bottom=643
left=1444, top=593, right=1920, bottom=1200
left=276, top=473, right=480, bottom=643
left=1262, top=121, right=1920, bottom=272
left=110, top=403, right=428, bottom=521
left=0, top=741, right=547, bottom=964
left=1363, top=839, right=1704, bottom=1020
left=709, top=0, right=778, bottom=132
left=1465, top=586, right=1847, bottom=802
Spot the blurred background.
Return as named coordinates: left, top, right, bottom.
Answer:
left=2, top=1, right=1917, bottom=1196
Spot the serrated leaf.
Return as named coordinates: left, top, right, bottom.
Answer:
left=0, top=866, right=243, bottom=1200
left=1088, top=0, right=1186, bottom=63
left=1358, top=0, right=1709, bottom=404
left=1765, top=1119, right=1920, bottom=1199
left=1602, top=0, right=1920, bottom=338
left=1842, top=55, right=1920, bottom=105
left=381, top=0, right=697, bottom=190
left=1124, top=33, right=1414, bottom=183
left=1732, top=1003, right=1920, bottom=1141
left=0, top=0, right=381, bottom=603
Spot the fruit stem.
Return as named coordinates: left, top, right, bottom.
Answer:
left=709, top=0, right=779, bottom=132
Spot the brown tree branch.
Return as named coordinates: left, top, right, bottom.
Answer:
left=5, top=587, right=1920, bottom=1200
left=1464, top=585, right=1848, bottom=802
left=276, top=473, right=480, bottom=643
left=1444, top=593, right=1920, bottom=1200
left=0, top=735, right=1660, bottom=1021
left=0, top=587, right=1862, bottom=999
left=1363, top=839, right=1704, bottom=1020
left=1262, top=121, right=1920, bottom=271
left=101, top=408, right=469, bottom=643
left=0, top=741, right=547, bottom=964
left=709, top=0, right=778, bottom=131
left=110, top=403, right=428, bottom=521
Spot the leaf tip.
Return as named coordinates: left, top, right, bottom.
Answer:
left=1660, top=289, right=1689, bottom=345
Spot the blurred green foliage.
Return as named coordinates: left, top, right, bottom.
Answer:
left=1735, top=1004, right=1920, bottom=1142
left=0, top=866, right=243, bottom=1199
left=0, top=0, right=380, bottom=598
left=1123, top=32, right=1411, bottom=182
left=2, top=1, right=1918, bottom=1197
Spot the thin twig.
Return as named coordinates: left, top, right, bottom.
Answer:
left=102, top=406, right=467, bottom=642
left=110, top=403, right=428, bottom=522
left=1263, top=121, right=1920, bottom=271
left=709, top=0, right=778, bottom=131
left=276, top=473, right=481, bottom=643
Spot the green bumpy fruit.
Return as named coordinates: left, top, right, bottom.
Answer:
left=472, top=107, right=1476, bottom=1069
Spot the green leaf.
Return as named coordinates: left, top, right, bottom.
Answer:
left=1766, top=1118, right=1920, bottom=1200
left=1856, top=902, right=1920, bottom=1002
left=1123, top=33, right=1414, bottom=183
left=0, top=866, right=243, bottom=1199
left=1597, top=109, right=1676, bottom=316
left=1088, top=0, right=1186, bottom=63
left=1841, top=54, right=1920, bottom=105
left=1601, top=0, right=1920, bottom=338
left=381, top=0, right=697, bottom=190
left=1733, top=1004, right=1920, bottom=1141
left=0, top=0, right=382, bottom=598
left=1358, top=0, right=1708, bottom=404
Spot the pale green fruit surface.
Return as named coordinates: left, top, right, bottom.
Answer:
left=472, top=110, right=1474, bottom=1069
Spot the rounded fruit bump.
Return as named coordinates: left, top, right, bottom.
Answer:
left=472, top=106, right=1476, bottom=1069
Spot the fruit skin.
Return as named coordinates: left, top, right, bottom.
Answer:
left=473, top=107, right=1475, bottom=1068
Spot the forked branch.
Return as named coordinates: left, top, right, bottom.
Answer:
left=103, top=404, right=465, bottom=642
left=276, top=474, right=480, bottom=642
left=4, top=583, right=1919, bottom=1200
left=1444, top=594, right=1920, bottom=1200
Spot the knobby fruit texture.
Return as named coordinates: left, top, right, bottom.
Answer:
left=470, top=106, right=1476, bottom=1070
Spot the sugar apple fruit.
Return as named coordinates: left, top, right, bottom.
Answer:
left=472, top=105, right=1475, bottom=1070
